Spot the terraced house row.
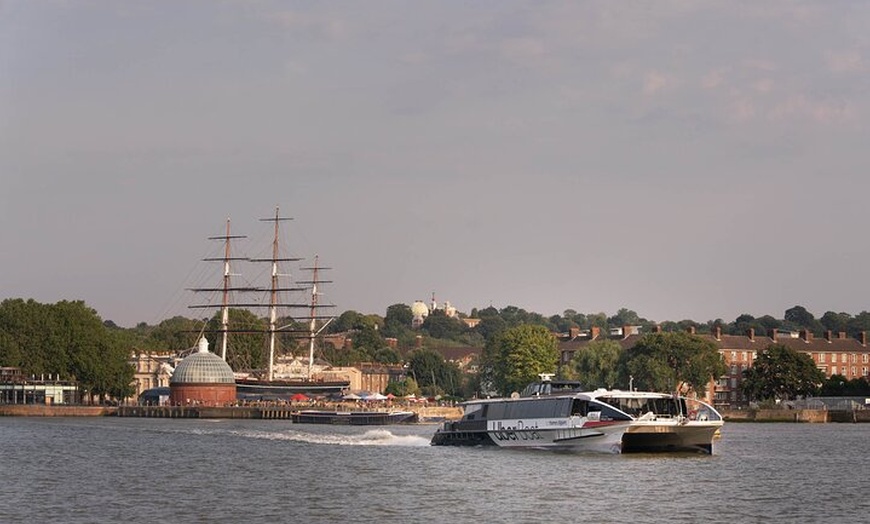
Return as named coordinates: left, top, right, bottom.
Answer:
left=558, top=325, right=870, bottom=409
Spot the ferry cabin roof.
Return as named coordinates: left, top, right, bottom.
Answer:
left=462, top=396, right=632, bottom=422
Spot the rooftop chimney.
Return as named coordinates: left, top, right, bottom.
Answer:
left=687, top=326, right=696, bottom=335
left=799, top=329, right=812, bottom=342
left=824, top=330, right=833, bottom=342
left=747, top=328, right=755, bottom=342
left=653, top=325, right=662, bottom=334
left=860, top=331, right=867, bottom=346
left=769, top=328, right=778, bottom=341
left=569, top=327, right=581, bottom=340
left=590, top=326, right=601, bottom=340
left=838, top=331, right=847, bottom=339
left=713, top=326, right=722, bottom=341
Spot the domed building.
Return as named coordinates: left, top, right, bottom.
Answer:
left=411, top=300, right=429, bottom=329
left=169, top=337, right=236, bottom=406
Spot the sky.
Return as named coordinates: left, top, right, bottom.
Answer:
left=2, top=1, right=869, bottom=328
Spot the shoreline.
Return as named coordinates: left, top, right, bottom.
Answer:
left=4, top=404, right=869, bottom=423
left=0, top=403, right=464, bottom=421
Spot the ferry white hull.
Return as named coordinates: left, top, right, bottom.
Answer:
left=486, top=420, right=629, bottom=453
left=431, top=416, right=631, bottom=453
left=622, top=419, right=723, bottom=453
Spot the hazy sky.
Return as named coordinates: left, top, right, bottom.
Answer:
left=2, top=1, right=869, bottom=328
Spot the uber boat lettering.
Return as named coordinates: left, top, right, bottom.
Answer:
left=489, top=419, right=541, bottom=431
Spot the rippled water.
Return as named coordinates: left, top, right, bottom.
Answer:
left=1, top=418, right=868, bottom=523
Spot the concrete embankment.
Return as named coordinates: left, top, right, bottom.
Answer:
left=0, top=405, right=117, bottom=417
left=722, top=408, right=870, bottom=423
left=415, top=406, right=463, bottom=422
left=1, top=403, right=465, bottom=421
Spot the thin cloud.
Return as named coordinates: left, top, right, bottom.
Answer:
left=643, top=71, right=677, bottom=95
left=701, top=69, right=726, bottom=90
left=769, top=94, right=854, bottom=124
left=827, top=51, right=865, bottom=73
left=753, top=79, right=774, bottom=94
left=741, top=59, right=778, bottom=72
left=264, top=9, right=349, bottom=41
left=728, top=97, right=756, bottom=123
left=499, top=37, right=546, bottom=65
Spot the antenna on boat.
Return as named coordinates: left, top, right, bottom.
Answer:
left=538, top=373, right=555, bottom=383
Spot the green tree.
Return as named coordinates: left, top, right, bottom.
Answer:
left=206, top=308, right=267, bottom=372
left=474, top=315, right=507, bottom=342
left=480, top=324, right=559, bottom=396
left=741, top=344, right=825, bottom=401
left=421, top=309, right=466, bottom=340
left=621, top=332, right=726, bottom=394
left=350, top=324, right=385, bottom=358
left=819, top=311, right=850, bottom=333
left=608, top=308, right=642, bottom=327
left=566, top=339, right=624, bottom=389
left=383, top=304, right=413, bottom=334
left=0, top=299, right=134, bottom=401
left=373, top=347, right=401, bottom=365
left=328, top=310, right=373, bottom=333
left=406, top=348, right=461, bottom=396
left=847, top=311, right=870, bottom=337
left=141, top=316, right=202, bottom=351
left=385, top=377, right=420, bottom=397
left=820, top=376, right=870, bottom=396
left=784, top=305, right=822, bottom=333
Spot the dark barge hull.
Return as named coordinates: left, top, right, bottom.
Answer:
left=430, top=420, right=496, bottom=446
left=291, top=410, right=418, bottom=425
left=235, top=379, right=350, bottom=398
left=621, top=431, right=715, bottom=454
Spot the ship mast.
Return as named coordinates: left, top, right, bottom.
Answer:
left=297, top=256, right=334, bottom=379
left=248, top=207, right=305, bottom=381
left=189, top=209, right=334, bottom=383
left=189, top=218, right=258, bottom=361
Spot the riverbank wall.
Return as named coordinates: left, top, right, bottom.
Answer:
left=0, top=403, right=464, bottom=421
left=721, top=408, right=870, bottom=423
left=0, top=405, right=116, bottom=417
left=9, top=404, right=868, bottom=423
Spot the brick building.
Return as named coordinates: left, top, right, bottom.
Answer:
left=559, top=326, right=870, bottom=409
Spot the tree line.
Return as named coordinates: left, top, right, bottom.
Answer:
left=3, top=298, right=869, bottom=402
left=0, top=299, right=134, bottom=400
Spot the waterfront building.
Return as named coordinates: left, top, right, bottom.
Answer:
left=129, top=351, right=176, bottom=399
left=169, top=337, right=236, bottom=405
left=0, top=367, right=79, bottom=405
left=558, top=327, right=870, bottom=410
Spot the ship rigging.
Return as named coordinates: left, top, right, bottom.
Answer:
left=188, top=208, right=343, bottom=390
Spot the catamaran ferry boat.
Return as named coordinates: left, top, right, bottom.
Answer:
left=586, top=389, right=724, bottom=453
left=430, top=377, right=724, bottom=453
left=430, top=379, right=633, bottom=452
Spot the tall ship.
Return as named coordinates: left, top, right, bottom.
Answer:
left=431, top=375, right=723, bottom=453
left=189, top=209, right=350, bottom=399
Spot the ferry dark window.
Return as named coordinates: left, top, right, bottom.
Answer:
left=598, top=403, right=631, bottom=421
left=572, top=399, right=588, bottom=416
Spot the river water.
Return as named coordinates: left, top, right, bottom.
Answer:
left=1, top=418, right=868, bottom=523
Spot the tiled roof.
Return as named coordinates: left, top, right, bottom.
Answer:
left=560, top=333, right=869, bottom=353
